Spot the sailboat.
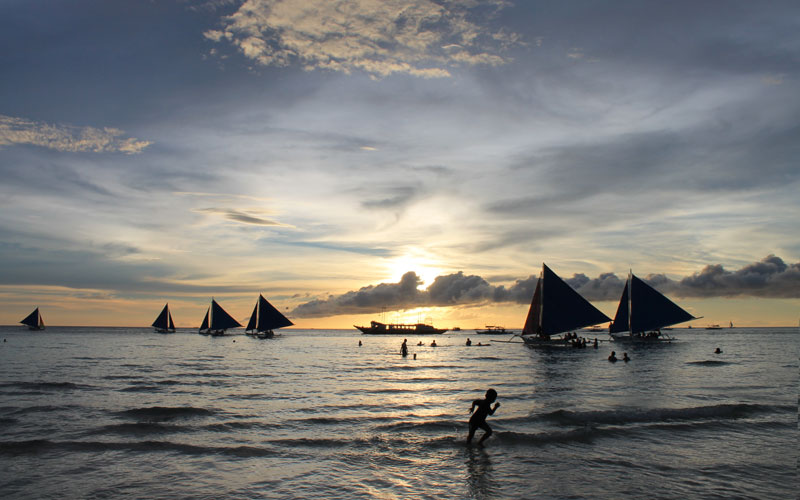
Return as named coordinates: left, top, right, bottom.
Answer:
left=20, top=307, right=45, bottom=331
left=609, top=272, right=697, bottom=342
left=245, top=294, right=293, bottom=339
left=151, top=303, right=176, bottom=333
left=198, top=298, right=242, bottom=336
left=521, top=264, right=611, bottom=347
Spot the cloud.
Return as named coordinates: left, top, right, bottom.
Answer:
left=0, top=115, right=150, bottom=154
left=290, top=256, right=800, bottom=317
left=196, top=207, right=288, bottom=226
left=205, top=0, right=516, bottom=78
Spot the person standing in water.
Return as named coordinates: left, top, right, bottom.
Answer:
left=401, top=339, right=408, bottom=357
left=467, top=388, right=500, bottom=445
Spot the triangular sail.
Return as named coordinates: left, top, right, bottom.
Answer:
left=522, top=264, right=610, bottom=336
left=256, top=294, right=293, bottom=331
left=609, top=281, right=630, bottom=334
left=245, top=302, right=259, bottom=331
left=199, top=308, right=210, bottom=331
left=629, top=274, right=695, bottom=332
left=522, top=278, right=542, bottom=336
left=20, top=308, right=44, bottom=328
left=210, top=299, right=242, bottom=330
left=168, top=312, right=175, bottom=330
left=152, top=304, right=171, bottom=329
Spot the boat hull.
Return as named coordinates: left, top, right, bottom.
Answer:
left=355, top=325, right=447, bottom=335
left=522, top=336, right=571, bottom=348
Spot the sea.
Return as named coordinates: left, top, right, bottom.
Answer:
left=0, top=326, right=796, bottom=499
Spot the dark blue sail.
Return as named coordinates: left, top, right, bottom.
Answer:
left=20, top=307, right=45, bottom=329
left=609, top=282, right=630, bottom=334
left=152, top=303, right=174, bottom=331
left=522, top=279, right=542, bottom=336
left=522, top=264, right=610, bottom=336
left=629, top=274, right=695, bottom=333
left=245, top=302, right=258, bottom=331
left=199, top=309, right=210, bottom=331
left=256, top=294, right=293, bottom=331
left=210, top=299, right=242, bottom=330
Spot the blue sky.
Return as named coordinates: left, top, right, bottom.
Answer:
left=1, top=0, right=798, bottom=327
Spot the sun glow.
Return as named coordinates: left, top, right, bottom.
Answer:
left=386, top=251, right=444, bottom=288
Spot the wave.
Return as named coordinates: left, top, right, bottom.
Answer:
left=686, top=360, right=733, bottom=366
left=540, top=403, right=776, bottom=426
left=0, top=381, right=89, bottom=391
left=373, top=419, right=463, bottom=433
left=86, top=422, right=184, bottom=436
left=116, top=406, right=214, bottom=422
left=0, top=439, right=276, bottom=458
left=119, top=385, right=164, bottom=393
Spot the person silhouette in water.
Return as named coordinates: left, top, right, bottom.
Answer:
left=401, top=339, right=408, bottom=357
left=467, top=388, right=500, bottom=445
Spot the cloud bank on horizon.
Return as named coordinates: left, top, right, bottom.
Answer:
left=290, top=256, right=800, bottom=318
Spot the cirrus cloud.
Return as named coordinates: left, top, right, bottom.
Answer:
left=204, top=0, right=518, bottom=78
left=0, top=115, right=150, bottom=154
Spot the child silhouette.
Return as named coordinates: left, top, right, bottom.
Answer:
left=467, top=388, right=500, bottom=444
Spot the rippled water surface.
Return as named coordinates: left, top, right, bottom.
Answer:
left=0, top=326, right=796, bottom=499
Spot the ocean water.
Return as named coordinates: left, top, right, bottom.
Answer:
left=0, top=326, right=796, bottom=499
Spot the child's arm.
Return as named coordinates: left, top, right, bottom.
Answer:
left=469, top=400, right=478, bottom=413
left=488, top=402, right=500, bottom=415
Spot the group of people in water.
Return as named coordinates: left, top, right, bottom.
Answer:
left=607, top=351, right=631, bottom=362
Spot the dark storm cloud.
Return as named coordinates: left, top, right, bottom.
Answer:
left=291, top=256, right=800, bottom=317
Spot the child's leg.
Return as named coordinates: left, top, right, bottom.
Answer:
left=477, top=422, right=492, bottom=444
left=467, top=424, right=477, bottom=443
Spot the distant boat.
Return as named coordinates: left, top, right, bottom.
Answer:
left=198, top=299, right=242, bottom=336
left=706, top=324, right=722, bottom=330
left=521, top=264, right=611, bottom=347
left=609, top=272, right=696, bottom=342
left=355, top=321, right=447, bottom=335
left=476, top=325, right=513, bottom=335
left=20, top=307, right=45, bottom=331
left=245, top=294, right=293, bottom=339
left=151, top=303, right=176, bottom=333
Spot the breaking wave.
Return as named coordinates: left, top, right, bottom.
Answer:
left=540, top=403, right=778, bottom=426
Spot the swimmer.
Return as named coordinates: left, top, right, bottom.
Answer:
left=608, top=351, right=617, bottom=362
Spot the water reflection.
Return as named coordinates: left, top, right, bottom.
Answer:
left=465, top=446, right=495, bottom=499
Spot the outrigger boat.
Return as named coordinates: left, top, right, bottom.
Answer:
left=245, top=294, right=293, bottom=339
left=609, top=272, right=697, bottom=343
left=198, top=298, right=241, bottom=336
left=520, top=264, right=611, bottom=347
left=151, top=303, right=176, bottom=333
left=475, top=325, right=513, bottom=335
left=20, top=307, right=45, bottom=331
left=355, top=320, right=447, bottom=335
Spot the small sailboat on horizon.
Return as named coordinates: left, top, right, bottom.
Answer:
left=20, top=307, right=45, bottom=331
left=245, top=294, right=293, bottom=339
left=609, top=272, right=697, bottom=342
left=520, top=264, right=611, bottom=347
left=199, top=298, right=241, bottom=336
left=152, top=303, right=176, bottom=333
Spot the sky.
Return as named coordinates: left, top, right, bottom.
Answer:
left=1, top=0, right=798, bottom=328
